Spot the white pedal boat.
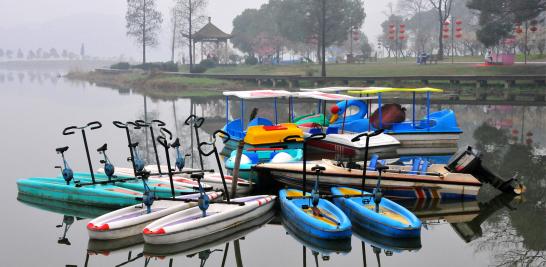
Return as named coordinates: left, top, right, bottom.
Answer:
left=306, top=132, right=400, bottom=160
left=143, top=195, right=276, bottom=245
left=87, top=191, right=222, bottom=240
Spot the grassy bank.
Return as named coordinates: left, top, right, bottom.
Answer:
left=198, top=62, right=546, bottom=77
left=66, top=70, right=245, bottom=98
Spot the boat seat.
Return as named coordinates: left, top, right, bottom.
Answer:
left=171, top=138, right=181, bottom=148
left=309, top=128, right=323, bottom=135
left=326, top=127, right=338, bottom=134
left=96, top=143, right=108, bottom=152
left=56, top=146, right=69, bottom=153
left=410, top=158, right=429, bottom=174
left=368, top=154, right=379, bottom=170
left=242, top=152, right=259, bottom=164
left=129, top=142, right=139, bottom=148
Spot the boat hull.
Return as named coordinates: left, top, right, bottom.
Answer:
left=17, top=177, right=141, bottom=208
left=256, top=161, right=481, bottom=200
left=279, top=189, right=351, bottom=240
left=143, top=195, right=276, bottom=244
left=87, top=191, right=221, bottom=240
left=331, top=187, right=421, bottom=238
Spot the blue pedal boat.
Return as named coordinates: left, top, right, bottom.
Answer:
left=299, top=87, right=462, bottom=147
left=331, top=187, right=421, bottom=238
left=225, top=148, right=302, bottom=184
left=221, top=90, right=303, bottom=152
left=279, top=189, right=351, bottom=240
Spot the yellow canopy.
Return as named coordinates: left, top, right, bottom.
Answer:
left=347, top=87, right=444, bottom=94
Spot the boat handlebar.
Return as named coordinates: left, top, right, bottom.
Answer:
left=350, top=129, right=385, bottom=142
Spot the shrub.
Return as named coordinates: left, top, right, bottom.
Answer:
left=199, top=59, right=217, bottom=68
left=245, top=56, right=258, bottom=65
left=191, top=64, right=208, bottom=73
left=110, top=62, right=130, bottom=70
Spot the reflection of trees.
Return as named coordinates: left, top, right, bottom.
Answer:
left=472, top=122, right=546, bottom=266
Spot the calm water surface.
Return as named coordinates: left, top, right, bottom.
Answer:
left=1, top=69, right=545, bottom=267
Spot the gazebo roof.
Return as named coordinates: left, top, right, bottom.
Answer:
left=194, top=17, right=232, bottom=41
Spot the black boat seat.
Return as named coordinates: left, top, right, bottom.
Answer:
left=97, top=143, right=108, bottom=152
left=376, top=165, right=389, bottom=172
left=129, top=142, right=139, bottom=148
left=311, top=165, right=326, bottom=172
left=171, top=138, right=181, bottom=148
left=56, top=146, right=69, bottom=153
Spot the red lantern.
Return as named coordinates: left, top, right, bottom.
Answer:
left=530, top=26, right=538, bottom=32
left=455, top=20, right=462, bottom=25
left=443, top=34, right=449, bottom=39
left=516, top=27, right=523, bottom=34
left=389, top=29, right=395, bottom=34
left=400, top=24, right=405, bottom=28
left=443, top=28, right=449, bottom=32
left=456, top=27, right=462, bottom=31
left=455, top=33, right=462, bottom=38
left=443, top=21, right=450, bottom=26
left=389, top=24, right=395, bottom=28
left=399, top=35, right=405, bottom=40
left=389, top=35, right=395, bottom=40
left=399, top=29, right=405, bottom=33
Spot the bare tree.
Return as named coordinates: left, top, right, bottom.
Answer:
left=126, top=0, right=163, bottom=64
left=174, top=0, right=207, bottom=71
left=429, top=0, right=453, bottom=58
left=398, top=0, right=431, bottom=52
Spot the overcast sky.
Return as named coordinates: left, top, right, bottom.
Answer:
left=0, top=0, right=396, bottom=61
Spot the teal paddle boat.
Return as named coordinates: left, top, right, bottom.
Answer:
left=225, top=148, right=302, bottom=184
left=17, top=122, right=145, bottom=208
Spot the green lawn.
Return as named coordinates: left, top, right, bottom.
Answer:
left=197, top=62, right=546, bottom=76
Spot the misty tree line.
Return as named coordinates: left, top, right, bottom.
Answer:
left=124, top=0, right=545, bottom=68
left=379, top=0, right=546, bottom=59
left=0, top=44, right=87, bottom=61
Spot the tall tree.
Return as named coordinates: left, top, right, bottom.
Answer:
left=17, top=49, right=24, bottom=59
left=5, top=49, right=13, bottom=59
left=174, top=0, right=207, bottom=71
left=398, top=0, right=431, bottom=52
left=0, top=49, right=4, bottom=59
left=80, top=43, right=85, bottom=59
left=468, top=0, right=545, bottom=48
left=277, top=0, right=365, bottom=76
left=429, top=0, right=454, bottom=58
left=126, top=0, right=163, bottom=64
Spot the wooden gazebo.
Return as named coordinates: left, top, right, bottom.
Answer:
left=193, top=17, right=232, bottom=63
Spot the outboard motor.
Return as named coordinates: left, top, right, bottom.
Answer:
left=97, top=144, right=115, bottom=180
left=446, top=146, right=524, bottom=195
left=55, top=146, right=74, bottom=185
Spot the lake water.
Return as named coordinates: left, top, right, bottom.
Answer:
left=1, top=69, right=544, bottom=267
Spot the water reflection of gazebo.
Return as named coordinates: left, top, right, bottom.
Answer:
left=193, top=17, right=232, bottom=63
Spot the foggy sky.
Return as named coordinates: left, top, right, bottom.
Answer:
left=0, top=0, right=395, bottom=61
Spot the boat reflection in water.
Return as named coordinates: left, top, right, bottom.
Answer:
left=85, top=235, right=144, bottom=266
left=398, top=192, right=521, bottom=242
left=281, top=215, right=351, bottom=266
left=142, top=210, right=275, bottom=266
left=17, top=193, right=114, bottom=246
left=354, top=224, right=421, bottom=267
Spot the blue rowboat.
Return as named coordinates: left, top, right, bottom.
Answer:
left=68, top=172, right=198, bottom=198
left=225, top=148, right=302, bottom=183
left=279, top=189, right=351, bottom=240
left=17, top=192, right=114, bottom=219
left=17, top=177, right=142, bottom=208
left=331, top=187, right=421, bottom=238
